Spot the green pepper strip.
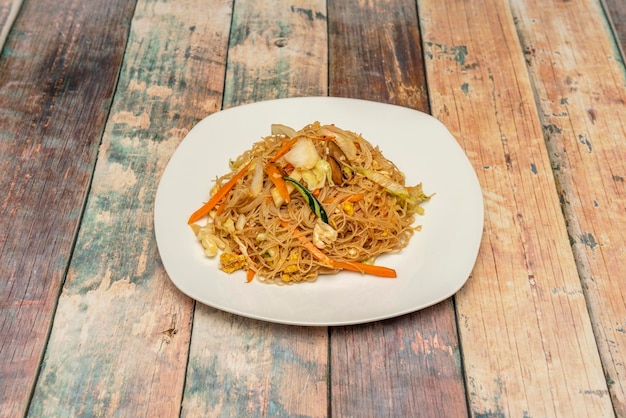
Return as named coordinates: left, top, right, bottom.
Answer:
left=283, top=176, right=329, bottom=224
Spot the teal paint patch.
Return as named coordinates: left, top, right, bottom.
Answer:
left=461, top=82, right=470, bottom=95
left=578, top=134, right=592, bottom=152
left=186, top=357, right=222, bottom=409
left=543, top=124, right=562, bottom=135
left=474, top=411, right=506, bottom=418
left=579, top=232, right=598, bottom=250
left=290, top=5, right=326, bottom=21
left=530, top=163, right=537, bottom=174
left=451, top=45, right=468, bottom=66
left=423, top=42, right=471, bottom=68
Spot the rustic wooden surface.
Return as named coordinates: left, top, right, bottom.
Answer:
left=328, top=1, right=467, bottom=416
left=0, top=0, right=136, bottom=416
left=511, top=0, right=626, bottom=414
left=182, top=1, right=329, bottom=417
left=1, top=0, right=625, bottom=416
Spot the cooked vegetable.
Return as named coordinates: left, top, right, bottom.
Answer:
left=271, top=123, right=297, bottom=138
left=250, top=158, right=264, bottom=196
left=265, top=163, right=290, bottom=203
left=284, top=176, right=329, bottom=223
left=188, top=161, right=251, bottom=224
left=283, top=137, right=319, bottom=170
left=355, top=167, right=429, bottom=210
left=285, top=222, right=397, bottom=278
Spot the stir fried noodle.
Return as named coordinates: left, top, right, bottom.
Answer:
left=188, top=122, right=430, bottom=284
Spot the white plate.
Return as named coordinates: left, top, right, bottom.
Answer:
left=154, top=97, right=483, bottom=326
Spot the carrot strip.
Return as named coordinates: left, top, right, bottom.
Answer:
left=333, top=260, right=397, bottom=278
left=345, top=193, right=364, bottom=203
left=280, top=221, right=396, bottom=278
left=268, top=137, right=299, bottom=164
left=265, top=163, right=290, bottom=203
left=188, top=162, right=251, bottom=224
left=246, top=268, right=255, bottom=283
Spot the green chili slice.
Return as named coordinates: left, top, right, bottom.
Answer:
left=283, top=176, right=329, bottom=224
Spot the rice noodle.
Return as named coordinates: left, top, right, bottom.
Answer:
left=191, top=122, right=429, bottom=284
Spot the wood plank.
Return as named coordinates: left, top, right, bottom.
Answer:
left=419, top=0, right=614, bottom=415
left=327, top=0, right=468, bottom=416
left=603, top=0, right=626, bottom=59
left=0, top=0, right=136, bottom=416
left=511, top=0, right=626, bottom=414
left=26, top=0, right=233, bottom=416
left=0, top=0, right=21, bottom=49
left=181, top=1, right=329, bottom=417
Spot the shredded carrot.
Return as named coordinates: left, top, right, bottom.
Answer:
left=312, top=188, right=321, bottom=198
left=246, top=268, right=256, bottom=283
left=268, top=137, right=299, bottom=164
left=323, top=193, right=363, bottom=204
left=188, top=161, right=251, bottom=224
left=265, top=163, right=290, bottom=203
left=280, top=221, right=397, bottom=278
left=269, top=134, right=335, bottom=165
left=332, top=260, right=397, bottom=278
left=345, top=193, right=364, bottom=203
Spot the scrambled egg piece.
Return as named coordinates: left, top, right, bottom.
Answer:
left=219, top=253, right=246, bottom=274
left=341, top=200, right=355, bottom=216
left=281, top=250, right=302, bottom=283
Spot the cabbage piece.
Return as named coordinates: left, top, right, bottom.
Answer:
left=313, top=219, right=338, bottom=249
left=301, top=159, right=332, bottom=190
left=283, top=137, right=319, bottom=170
left=356, top=168, right=429, bottom=211
left=271, top=123, right=297, bottom=138
left=249, top=158, right=264, bottom=196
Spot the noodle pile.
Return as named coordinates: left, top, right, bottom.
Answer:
left=189, top=122, right=430, bottom=284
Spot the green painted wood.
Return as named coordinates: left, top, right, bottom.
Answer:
left=0, top=0, right=136, bottom=416
left=327, top=1, right=468, bottom=416
left=181, top=1, right=329, bottom=416
left=26, top=0, right=234, bottom=416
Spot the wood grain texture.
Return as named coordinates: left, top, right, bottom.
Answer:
left=26, top=0, right=233, bottom=416
left=511, top=0, right=626, bottom=414
left=0, top=0, right=22, bottom=49
left=0, top=0, right=136, bottom=416
left=329, top=0, right=428, bottom=110
left=181, top=1, right=329, bottom=417
left=603, top=0, right=626, bottom=60
left=222, top=0, right=327, bottom=108
left=327, top=0, right=467, bottom=417
left=419, top=0, right=614, bottom=416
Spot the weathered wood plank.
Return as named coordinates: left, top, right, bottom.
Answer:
left=327, top=0, right=468, bottom=416
left=181, top=1, right=329, bottom=417
left=419, top=0, right=614, bottom=416
left=603, top=0, right=626, bottom=59
left=511, top=0, right=626, bottom=414
left=0, top=0, right=21, bottom=49
left=0, top=0, right=136, bottom=416
left=26, top=0, right=234, bottom=416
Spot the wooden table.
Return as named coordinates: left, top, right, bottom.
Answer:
left=2, top=0, right=625, bottom=416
